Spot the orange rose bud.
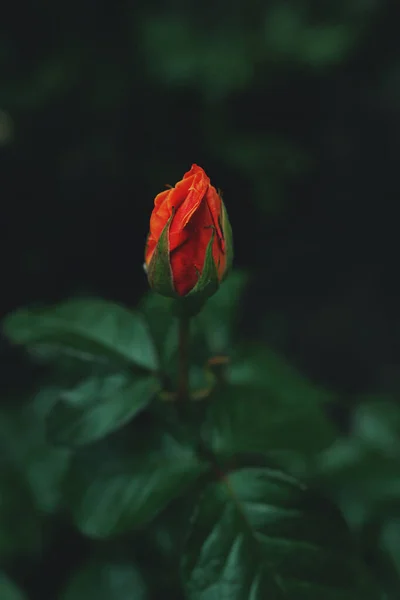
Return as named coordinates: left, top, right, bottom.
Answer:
left=144, top=164, right=233, bottom=304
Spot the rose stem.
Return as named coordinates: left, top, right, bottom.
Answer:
left=177, top=314, right=190, bottom=401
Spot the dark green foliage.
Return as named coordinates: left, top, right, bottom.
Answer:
left=3, top=299, right=158, bottom=371
left=1, top=272, right=391, bottom=599
left=0, top=573, right=28, bottom=600
left=64, top=422, right=208, bottom=537
left=202, top=381, right=335, bottom=459
left=182, top=468, right=374, bottom=600
left=60, top=561, right=148, bottom=600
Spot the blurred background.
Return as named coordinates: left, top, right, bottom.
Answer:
left=1, top=0, right=400, bottom=597
left=3, top=0, right=400, bottom=394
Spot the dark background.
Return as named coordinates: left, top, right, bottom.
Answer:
left=1, top=0, right=400, bottom=597
left=2, top=0, right=399, bottom=395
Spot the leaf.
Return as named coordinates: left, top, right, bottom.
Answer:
left=47, top=374, right=158, bottom=446
left=202, top=383, right=336, bottom=461
left=300, top=25, right=356, bottom=67
left=229, top=343, right=334, bottom=405
left=315, top=438, right=400, bottom=528
left=195, top=270, right=248, bottom=354
left=182, top=467, right=377, bottom=600
left=315, top=398, right=400, bottom=528
left=3, top=298, right=158, bottom=371
left=0, top=392, right=70, bottom=559
left=0, top=389, right=71, bottom=513
left=139, top=292, right=176, bottom=364
left=380, top=518, right=400, bottom=579
left=0, top=573, right=27, bottom=600
left=61, top=560, right=148, bottom=600
left=264, top=5, right=357, bottom=67
left=65, top=424, right=208, bottom=537
left=352, top=398, right=400, bottom=457
left=0, top=462, right=42, bottom=558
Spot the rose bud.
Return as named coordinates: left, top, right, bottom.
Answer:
left=144, top=164, right=232, bottom=307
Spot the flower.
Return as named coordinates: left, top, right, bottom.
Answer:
left=145, top=164, right=232, bottom=301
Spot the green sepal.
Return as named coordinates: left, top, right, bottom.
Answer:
left=220, top=201, right=233, bottom=281
left=146, top=213, right=178, bottom=299
left=173, top=230, right=219, bottom=318
left=147, top=200, right=232, bottom=316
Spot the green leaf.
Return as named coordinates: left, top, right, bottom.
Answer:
left=0, top=390, right=71, bottom=559
left=65, top=424, right=208, bottom=537
left=380, top=518, right=400, bottom=579
left=316, top=438, right=400, bottom=529
left=0, top=390, right=70, bottom=513
left=182, top=467, right=377, bottom=600
left=61, top=560, right=148, bottom=600
left=264, top=5, right=357, bottom=68
left=139, top=292, right=176, bottom=364
left=3, top=298, right=158, bottom=371
left=315, top=398, right=400, bottom=528
left=300, top=25, right=356, bottom=67
left=195, top=270, right=248, bottom=354
left=352, top=398, right=400, bottom=456
left=0, top=573, right=27, bottom=600
left=202, top=383, right=335, bottom=461
left=0, top=462, right=42, bottom=558
left=229, top=343, right=334, bottom=405
left=46, top=374, right=158, bottom=447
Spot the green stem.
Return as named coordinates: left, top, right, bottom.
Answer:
left=177, top=314, right=190, bottom=401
